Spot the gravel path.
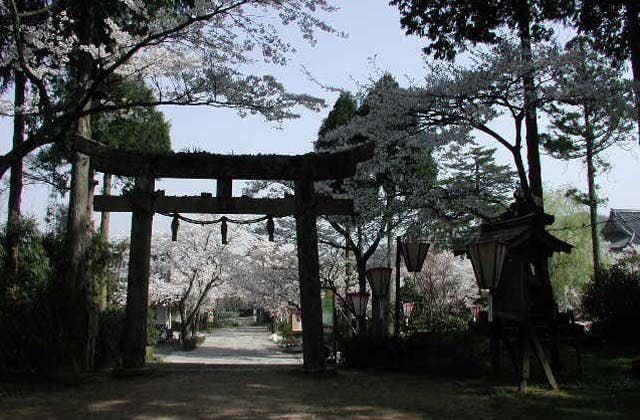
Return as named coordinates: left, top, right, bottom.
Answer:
left=154, top=326, right=303, bottom=365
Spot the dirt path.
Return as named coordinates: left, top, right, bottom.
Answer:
left=1, top=364, right=639, bottom=419
left=155, top=326, right=302, bottom=365
left=1, top=338, right=639, bottom=419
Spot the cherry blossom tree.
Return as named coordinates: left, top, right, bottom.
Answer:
left=2, top=0, right=339, bottom=370
left=233, top=240, right=299, bottom=316
left=313, top=75, right=445, bottom=292
left=0, top=0, right=338, bottom=178
left=232, top=238, right=351, bottom=317
left=402, top=248, right=478, bottom=333
left=150, top=224, right=236, bottom=349
left=391, top=0, right=575, bottom=211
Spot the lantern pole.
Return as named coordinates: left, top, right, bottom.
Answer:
left=394, top=236, right=401, bottom=339
left=366, top=267, right=391, bottom=339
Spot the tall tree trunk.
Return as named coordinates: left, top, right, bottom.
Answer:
left=584, top=110, right=601, bottom=275
left=62, top=0, right=98, bottom=372
left=178, top=301, right=191, bottom=349
left=344, top=224, right=352, bottom=291
left=99, top=174, right=112, bottom=237
left=355, top=254, right=368, bottom=333
left=97, top=173, right=112, bottom=311
left=5, top=71, right=26, bottom=281
left=625, top=1, right=640, bottom=147
left=516, top=4, right=544, bottom=211
left=355, top=256, right=367, bottom=293
left=515, top=1, right=557, bottom=365
left=65, top=117, right=95, bottom=372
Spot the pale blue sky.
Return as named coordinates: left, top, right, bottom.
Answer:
left=1, top=0, right=638, bottom=237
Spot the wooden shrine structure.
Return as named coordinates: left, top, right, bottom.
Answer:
left=75, top=136, right=374, bottom=371
left=474, top=205, right=572, bottom=391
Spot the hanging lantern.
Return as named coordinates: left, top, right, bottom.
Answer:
left=347, top=291, right=369, bottom=318
left=267, top=216, right=275, bottom=242
left=366, top=267, right=392, bottom=298
left=171, top=214, right=180, bottom=242
left=468, top=240, right=508, bottom=290
left=221, top=217, right=228, bottom=244
left=400, top=241, right=430, bottom=272
left=468, top=240, right=508, bottom=323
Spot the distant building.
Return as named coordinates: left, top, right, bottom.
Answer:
left=602, top=209, right=640, bottom=251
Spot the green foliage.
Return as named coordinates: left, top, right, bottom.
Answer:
left=147, top=311, right=159, bottom=347
left=0, top=212, right=129, bottom=371
left=391, top=0, right=574, bottom=60
left=542, top=37, right=634, bottom=162
left=1, top=218, right=51, bottom=301
left=95, top=308, right=125, bottom=368
left=317, top=92, right=358, bottom=140
left=545, top=187, right=596, bottom=309
left=273, top=317, right=293, bottom=339
left=582, top=253, right=640, bottom=344
left=92, top=75, right=172, bottom=153
left=425, top=144, right=517, bottom=243
left=0, top=219, right=56, bottom=370
left=32, top=75, right=172, bottom=192
left=576, top=1, right=639, bottom=67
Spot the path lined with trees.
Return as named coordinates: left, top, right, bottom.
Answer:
left=155, top=326, right=302, bottom=365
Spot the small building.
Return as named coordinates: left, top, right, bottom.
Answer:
left=602, top=209, right=640, bottom=251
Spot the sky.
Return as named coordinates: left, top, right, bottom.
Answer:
left=1, top=0, right=638, bottom=238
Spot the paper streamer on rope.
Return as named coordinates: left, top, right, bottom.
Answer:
left=221, top=217, right=228, bottom=244
left=267, top=216, right=275, bottom=242
left=171, top=214, right=180, bottom=242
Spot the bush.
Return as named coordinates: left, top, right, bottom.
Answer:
left=340, top=332, right=488, bottom=375
left=1, top=216, right=131, bottom=372
left=95, top=308, right=125, bottom=368
left=582, top=254, right=640, bottom=345
left=0, top=219, right=58, bottom=370
left=147, top=312, right=159, bottom=347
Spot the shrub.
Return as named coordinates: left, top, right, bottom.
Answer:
left=147, top=312, right=159, bottom=347
left=340, top=332, right=488, bottom=375
left=95, top=308, right=125, bottom=368
left=0, top=219, right=58, bottom=370
left=582, top=254, right=640, bottom=344
left=1, top=216, right=131, bottom=371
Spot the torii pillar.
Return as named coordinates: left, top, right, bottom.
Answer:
left=295, top=178, right=324, bottom=371
left=122, top=176, right=155, bottom=369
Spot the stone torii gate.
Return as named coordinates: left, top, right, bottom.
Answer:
left=75, top=136, right=373, bottom=371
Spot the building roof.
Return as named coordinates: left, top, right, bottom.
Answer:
left=477, top=212, right=572, bottom=255
left=602, top=209, right=640, bottom=250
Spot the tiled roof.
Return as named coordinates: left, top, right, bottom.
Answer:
left=602, top=209, right=640, bottom=250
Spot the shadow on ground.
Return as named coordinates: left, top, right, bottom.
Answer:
left=1, top=362, right=639, bottom=419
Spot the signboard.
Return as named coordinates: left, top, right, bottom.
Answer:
left=321, top=288, right=335, bottom=328
left=289, top=289, right=335, bottom=337
left=291, top=312, right=302, bottom=333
